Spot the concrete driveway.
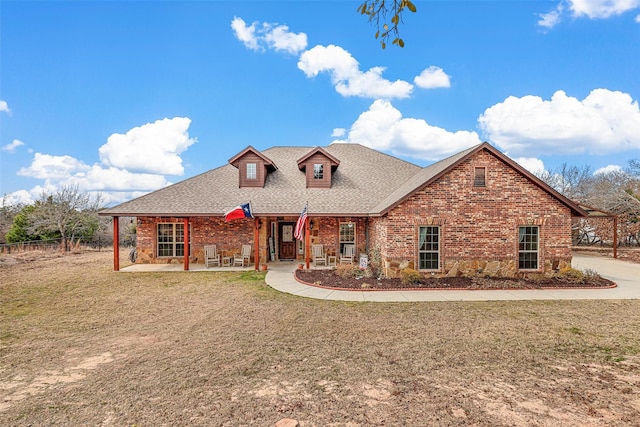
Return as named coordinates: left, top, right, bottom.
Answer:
left=265, top=254, right=640, bottom=302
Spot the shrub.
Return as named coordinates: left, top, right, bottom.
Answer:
left=557, top=266, right=585, bottom=282
left=336, top=263, right=362, bottom=278
left=400, top=268, right=422, bottom=285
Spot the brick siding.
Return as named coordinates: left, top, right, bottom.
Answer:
left=370, top=149, right=574, bottom=277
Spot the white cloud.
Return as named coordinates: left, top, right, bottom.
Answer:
left=332, top=128, right=346, bottom=138
left=0, top=100, right=10, bottom=114
left=539, top=0, right=640, bottom=28
left=538, top=7, right=564, bottom=28
left=63, top=165, right=170, bottom=192
left=264, top=24, right=308, bottom=54
left=98, top=117, right=196, bottom=175
left=594, top=164, right=622, bottom=174
left=298, top=45, right=413, bottom=99
left=231, top=17, right=260, bottom=51
left=231, top=17, right=307, bottom=55
left=414, top=66, right=451, bottom=89
left=514, top=157, right=546, bottom=175
left=569, top=0, right=640, bottom=18
left=636, top=13, right=640, bottom=21
left=1, top=139, right=24, bottom=153
left=333, top=100, right=482, bottom=161
left=12, top=117, right=192, bottom=205
left=478, top=89, right=640, bottom=157
left=18, top=153, right=91, bottom=180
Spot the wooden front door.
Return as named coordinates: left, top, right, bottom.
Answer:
left=279, top=222, right=296, bottom=260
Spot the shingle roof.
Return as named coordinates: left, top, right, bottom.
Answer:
left=100, top=143, right=422, bottom=217
left=100, top=142, right=587, bottom=218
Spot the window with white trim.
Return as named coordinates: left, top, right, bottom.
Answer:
left=157, top=223, right=191, bottom=257
left=313, top=163, right=324, bottom=179
left=518, top=226, right=539, bottom=270
left=246, top=163, right=257, bottom=180
left=339, top=222, right=355, bottom=255
left=418, top=226, right=440, bottom=270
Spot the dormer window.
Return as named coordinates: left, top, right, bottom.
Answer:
left=313, top=164, right=324, bottom=180
left=297, top=147, right=340, bottom=189
left=246, top=163, right=257, bottom=180
left=228, top=146, right=277, bottom=188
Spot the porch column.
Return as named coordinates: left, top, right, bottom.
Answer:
left=305, top=216, right=310, bottom=269
left=183, top=217, right=190, bottom=271
left=113, top=216, right=119, bottom=271
left=254, top=217, right=260, bottom=271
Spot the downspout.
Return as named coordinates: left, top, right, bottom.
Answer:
left=365, top=217, right=370, bottom=253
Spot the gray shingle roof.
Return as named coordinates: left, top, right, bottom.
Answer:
left=100, top=142, right=587, bottom=218
left=100, top=143, right=423, bottom=217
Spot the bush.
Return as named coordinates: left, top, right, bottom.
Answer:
left=557, top=266, right=585, bottom=282
left=336, top=263, right=362, bottom=278
left=400, top=268, right=422, bottom=285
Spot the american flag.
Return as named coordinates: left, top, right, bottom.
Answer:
left=294, top=205, right=308, bottom=240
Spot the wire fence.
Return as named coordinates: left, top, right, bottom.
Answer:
left=0, top=236, right=135, bottom=254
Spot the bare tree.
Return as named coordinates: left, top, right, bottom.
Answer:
left=536, top=163, right=593, bottom=201
left=27, top=185, right=105, bottom=251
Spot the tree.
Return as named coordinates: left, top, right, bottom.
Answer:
left=1, top=196, right=23, bottom=244
left=357, top=0, right=417, bottom=49
left=26, top=185, right=105, bottom=251
left=535, top=163, right=593, bottom=201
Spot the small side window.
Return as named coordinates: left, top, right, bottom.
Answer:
left=473, top=167, right=486, bottom=187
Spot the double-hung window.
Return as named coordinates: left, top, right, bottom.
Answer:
left=157, top=223, right=191, bottom=257
left=313, top=163, right=324, bottom=180
left=246, top=163, right=257, bottom=180
left=339, top=222, right=355, bottom=255
left=518, top=226, right=539, bottom=270
left=418, top=226, right=440, bottom=270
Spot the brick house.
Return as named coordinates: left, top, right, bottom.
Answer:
left=100, top=142, right=587, bottom=276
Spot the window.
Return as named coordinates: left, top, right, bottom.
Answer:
left=157, top=223, right=191, bottom=257
left=313, top=163, right=324, bottom=179
left=246, top=163, right=257, bottom=180
left=418, top=226, right=440, bottom=270
left=518, top=226, right=539, bottom=270
left=474, top=167, right=486, bottom=187
left=339, top=222, right=355, bottom=255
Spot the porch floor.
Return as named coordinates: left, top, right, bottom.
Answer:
left=120, top=260, right=330, bottom=272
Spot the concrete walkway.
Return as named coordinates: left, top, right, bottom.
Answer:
left=264, top=254, right=640, bottom=302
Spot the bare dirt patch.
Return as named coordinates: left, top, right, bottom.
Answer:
left=1, top=250, right=639, bottom=426
left=296, top=269, right=615, bottom=290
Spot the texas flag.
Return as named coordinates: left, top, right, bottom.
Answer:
left=224, top=202, right=253, bottom=222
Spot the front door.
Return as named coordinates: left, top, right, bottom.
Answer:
left=279, top=222, right=296, bottom=260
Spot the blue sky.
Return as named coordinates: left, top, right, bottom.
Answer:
left=1, top=0, right=639, bottom=206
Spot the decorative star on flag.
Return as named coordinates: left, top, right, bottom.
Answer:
left=224, top=202, right=253, bottom=222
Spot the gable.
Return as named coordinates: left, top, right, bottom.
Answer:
left=372, top=143, right=587, bottom=217
left=228, top=146, right=277, bottom=188
left=297, top=147, right=340, bottom=189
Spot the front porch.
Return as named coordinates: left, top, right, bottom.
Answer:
left=118, top=260, right=334, bottom=273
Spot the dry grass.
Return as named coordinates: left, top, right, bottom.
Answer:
left=1, top=250, right=640, bottom=426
